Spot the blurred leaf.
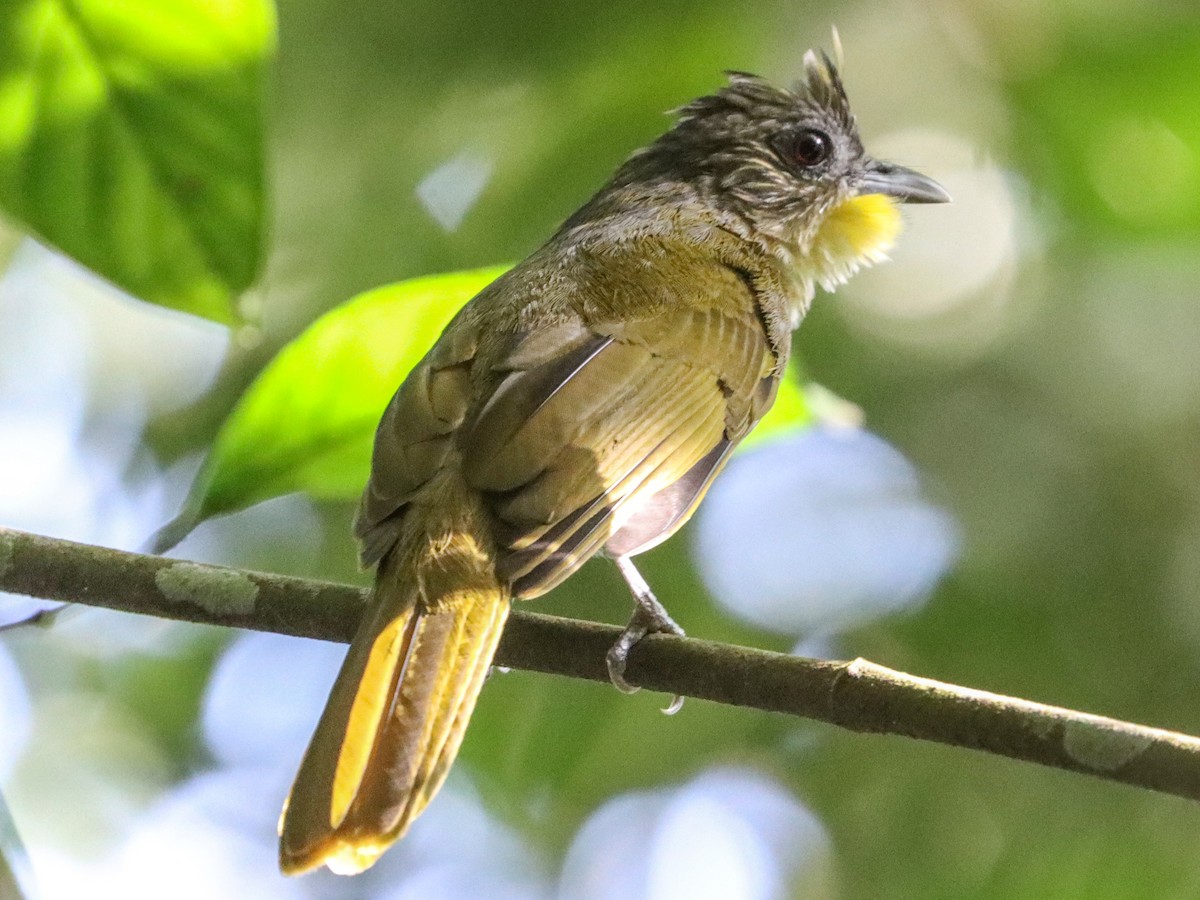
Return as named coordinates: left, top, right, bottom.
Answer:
left=0, top=790, right=34, bottom=900
left=0, top=0, right=275, bottom=322
left=159, top=264, right=816, bottom=548
left=462, top=663, right=796, bottom=856
left=1011, top=27, right=1200, bottom=236
left=801, top=726, right=1200, bottom=900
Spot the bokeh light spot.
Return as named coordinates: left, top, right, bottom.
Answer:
left=1089, top=117, right=1197, bottom=226
left=694, top=428, right=959, bottom=638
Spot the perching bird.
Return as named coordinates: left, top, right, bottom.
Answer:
left=278, top=48, right=948, bottom=876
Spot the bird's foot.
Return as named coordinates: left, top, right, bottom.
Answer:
left=607, top=556, right=686, bottom=713
left=605, top=601, right=685, bottom=693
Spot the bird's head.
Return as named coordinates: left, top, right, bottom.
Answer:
left=624, top=50, right=949, bottom=301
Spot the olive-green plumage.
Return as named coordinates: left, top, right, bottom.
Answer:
left=278, top=49, right=947, bottom=876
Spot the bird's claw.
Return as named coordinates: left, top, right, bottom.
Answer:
left=606, top=642, right=641, bottom=694
left=605, top=603, right=685, bottom=697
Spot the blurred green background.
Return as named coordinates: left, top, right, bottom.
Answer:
left=2, top=0, right=1200, bottom=897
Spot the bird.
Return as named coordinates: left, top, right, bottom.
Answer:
left=277, top=48, right=949, bottom=876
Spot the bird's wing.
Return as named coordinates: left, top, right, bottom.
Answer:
left=459, top=297, right=779, bottom=597
left=354, top=317, right=479, bottom=568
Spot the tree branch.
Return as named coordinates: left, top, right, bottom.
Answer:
left=3, top=525, right=1199, bottom=802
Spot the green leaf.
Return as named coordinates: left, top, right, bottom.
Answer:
left=155, top=265, right=511, bottom=548
left=159, top=264, right=819, bottom=548
left=0, top=0, right=275, bottom=322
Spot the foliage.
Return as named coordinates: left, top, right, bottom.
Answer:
left=0, top=0, right=273, bottom=322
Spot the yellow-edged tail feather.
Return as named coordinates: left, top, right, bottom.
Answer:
left=278, top=540, right=509, bottom=876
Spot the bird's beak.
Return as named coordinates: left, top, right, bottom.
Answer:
left=857, top=160, right=951, bottom=204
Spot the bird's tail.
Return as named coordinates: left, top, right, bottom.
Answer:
left=278, top=527, right=509, bottom=876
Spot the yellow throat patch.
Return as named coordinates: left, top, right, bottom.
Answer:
left=812, top=192, right=903, bottom=274
left=785, top=192, right=904, bottom=326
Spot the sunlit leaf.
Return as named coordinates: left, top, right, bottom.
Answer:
left=0, top=0, right=275, bottom=322
left=158, top=265, right=819, bottom=549
left=155, top=265, right=510, bottom=548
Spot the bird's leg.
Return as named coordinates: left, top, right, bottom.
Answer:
left=607, top=555, right=685, bottom=714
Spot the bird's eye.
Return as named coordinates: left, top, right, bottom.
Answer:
left=788, top=129, right=832, bottom=168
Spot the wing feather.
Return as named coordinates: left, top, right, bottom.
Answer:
left=457, top=304, right=770, bottom=597
left=357, top=272, right=779, bottom=592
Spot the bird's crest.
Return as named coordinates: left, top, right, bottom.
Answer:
left=672, top=46, right=853, bottom=131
